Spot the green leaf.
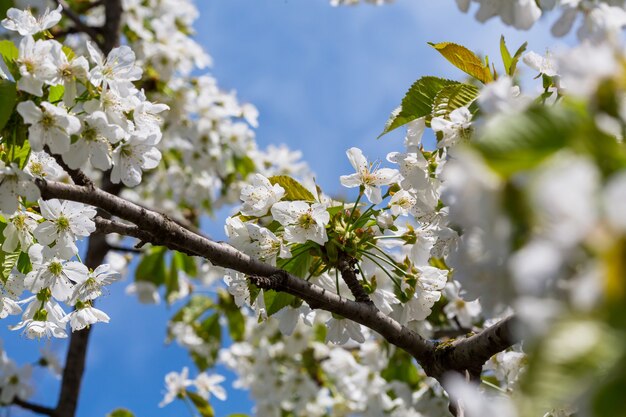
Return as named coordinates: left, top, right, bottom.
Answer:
left=62, top=45, right=76, bottom=61
left=264, top=290, right=296, bottom=316
left=17, top=251, right=31, bottom=274
left=0, top=0, right=13, bottom=19
left=378, top=76, right=459, bottom=137
left=428, top=42, right=493, bottom=84
left=234, top=155, right=256, bottom=178
left=0, top=251, right=19, bottom=281
left=48, top=85, right=65, bottom=103
left=268, top=175, right=316, bottom=202
left=10, top=139, right=31, bottom=169
left=509, top=41, right=528, bottom=77
left=171, top=295, right=213, bottom=323
left=135, top=246, right=167, bottom=286
left=277, top=245, right=313, bottom=278
left=431, top=82, right=479, bottom=119
left=0, top=40, right=18, bottom=77
left=500, top=35, right=512, bottom=75
left=218, top=290, right=245, bottom=341
left=107, top=409, right=135, bottom=417
left=187, top=391, right=215, bottom=417
left=381, top=348, right=421, bottom=389
left=474, top=104, right=581, bottom=176
left=176, top=251, right=197, bottom=276
left=0, top=80, right=17, bottom=132
left=165, top=250, right=182, bottom=303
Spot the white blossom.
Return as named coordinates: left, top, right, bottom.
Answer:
left=1, top=5, right=62, bottom=36
left=271, top=201, right=330, bottom=245
left=17, top=101, right=80, bottom=154
left=340, top=147, right=399, bottom=204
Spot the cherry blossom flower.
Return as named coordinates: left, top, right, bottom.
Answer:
left=70, top=264, right=121, bottom=305
left=15, top=36, right=58, bottom=96
left=125, top=281, right=161, bottom=304
left=240, top=173, right=285, bottom=217
left=326, top=317, right=366, bottom=344
left=271, top=201, right=330, bottom=245
left=0, top=162, right=40, bottom=215
left=17, top=101, right=80, bottom=154
left=25, top=245, right=89, bottom=303
left=0, top=360, right=33, bottom=403
left=2, top=210, right=40, bottom=252
left=65, top=306, right=110, bottom=332
left=1, top=5, right=62, bottom=36
left=34, top=199, right=97, bottom=259
left=159, top=367, right=192, bottom=407
left=110, top=134, right=162, bottom=186
left=87, top=42, right=142, bottom=97
left=194, top=372, right=227, bottom=401
left=431, top=106, right=472, bottom=148
left=63, top=111, right=125, bottom=170
left=340, top=147, right=399, bottom=204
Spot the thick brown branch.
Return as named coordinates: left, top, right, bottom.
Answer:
left=12, top=398, right=55, bottom=416
left=425, top=315, right=520, bottom=379
left=101, top=0, right=123, bottom=54
left=37, top=179, right=521, bottom=385
left=36, top=179, right=436, bottom=363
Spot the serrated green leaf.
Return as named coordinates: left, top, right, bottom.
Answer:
left=107, top=409, right=135, bottom=417
left=135, top=246, right=167, bottom=286
left=48, top=85, right=64, bottom=103
left=500, top=35, right=513, bottom=75
left=264, top=290, right=296, bottom=316
left=1, top=251, right=19, bottom=281
left=0, top=80, right=17, bottom=132
left=431, top=82, right=479, bottom=119
left=379, top=76, right=459, bottom=137
left=269, top=175, right=315, bottom=202
left=429, top=42, right=493, bottom=84
left=187, top=391, right=215, bottom=417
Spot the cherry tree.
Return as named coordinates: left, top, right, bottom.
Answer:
left=0, top=1, right=625, bottom=417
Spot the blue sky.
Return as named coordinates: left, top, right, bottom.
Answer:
left=0, top=1, right=573, bottom=416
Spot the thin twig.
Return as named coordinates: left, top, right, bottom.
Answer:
left=52, top=0, right=102, bottom=46
left=13, top=397, right=56, bottom=416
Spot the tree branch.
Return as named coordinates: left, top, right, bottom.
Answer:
left=36, top=179, right=522, bottom=390
left=12, top=398, right=56, bottom=416
left=36, top=179, right=436, bottom=363
left=51, top=0, right=102, bottom=46
left=101, top=0, right=123, bottom=54
left=337, top=252, right=373, bottom=304
left=425, top=315, right=520, bottom=379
